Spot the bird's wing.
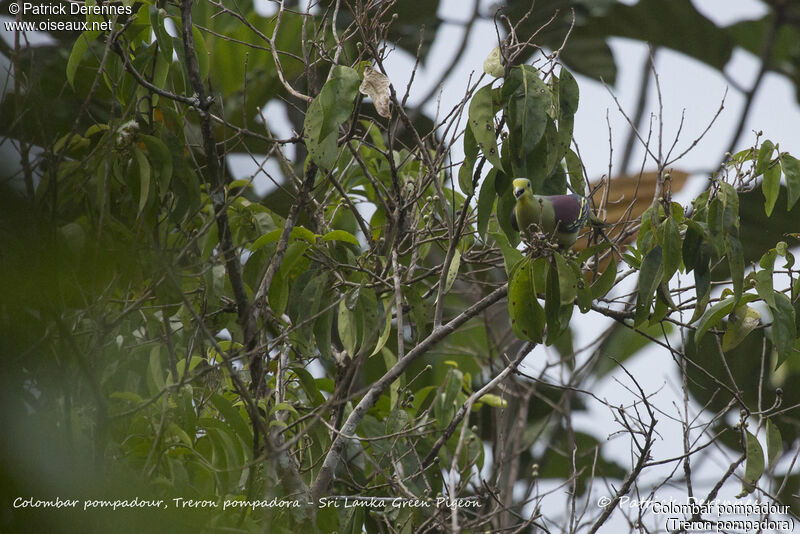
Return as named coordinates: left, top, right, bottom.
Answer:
left=551, top=194, right=590, bottom=233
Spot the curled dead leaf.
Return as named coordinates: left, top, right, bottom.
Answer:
left=360, top=66, right=391, bottom=118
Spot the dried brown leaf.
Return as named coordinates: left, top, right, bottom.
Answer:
left=359, top=66, right=391, bottom=118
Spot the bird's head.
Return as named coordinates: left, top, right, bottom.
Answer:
left=513, top=178, right=532, bottom=199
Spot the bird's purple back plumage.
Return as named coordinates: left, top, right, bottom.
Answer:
left=550, top=194, right=588, bottom=232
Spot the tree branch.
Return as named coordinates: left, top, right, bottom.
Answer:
left=310, top=282, right=509, bottom=501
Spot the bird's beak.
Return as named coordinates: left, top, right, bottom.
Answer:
left=514, top=187, right=525, bottom=199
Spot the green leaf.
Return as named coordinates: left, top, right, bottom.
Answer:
left=148, top=346, right=165, bottom=392
left=554, top=69, right=578, bottom=164
left=252, top=226, right=318, bottom=250
left=338, top=299, right=357, bottom=356
left=67, top=31, right=99, bottom=88
left=444, top=248, right=461, bottom=295
left=566, top=149, right=585, bottom=195
left=478, top=393, right=507, bottom=408
left=132, top=146, right=152, bottom=215
left=468, top=84, right=503, bottom=171
left=370, top=298, right=393, bottom=357
left=771, top=292, right=797, bottom=366
left=405, top=286, right=431, bottom=341
left=268, top=241, right=309, bottom=317
left=358, top=288, right=380, bottom=352
left=651, top=282, right=675, bottom=324
left=320, top=230, right=360, bottom=246
left=578, top=242, right=613, bottom=264
left=766, top=419, right=782, bottom=470
left=722, top=304, right=761, bottom=351
left=738, top=430, right=764, bottom=497
left=110, top=391, right=144, bottom=404
left=151, top=8, right=174, bottom=64
left=303, top=66, right=361, bottom=169
left=781, top=154, right=800, bottom=210
left=140, top=135, right=173, bottom=199
left=755, top=140, right=774, bottom=177
left=167, top=422, right=193, bottom=447
left=524, top=119, right=558, bottom=192
left=268, top=270, right=289, bottom=317
left=210, top=394, right=253, bottom=451
left=491, top=230, right=522, bottom=276
left=661, top=217, right=682, bottom=281
left=314, top=306, right=335, bottom=360
left=293, top=366, right=327, bottom=406
left=756, top=249, right=777, bottom=308
left=670, top=202, right=685, bottom=222
left=726, top=235, right=744, bottom=303
left=576, top=279, right=592, bottom=314
left=458, top=125, right=478, bottom=195
left=719, top=182, right=740, bottom=235
left=295, top=274, right=326, bottom=352
left=558, top=69, right=580, bottom=119
left=495, top=173, right=519, bottom=247
left=382, top=348, right=400, bottom=408
left=690, top=249, right=711, bottom=323
left=635, top=246, right=663, bottom=326
left=477, top=169, right=496, bottom=240
left=554, top=252, right=576, bottom=306
left=694, top=294, right=757, bottom=343
left=343, top=504, right=365, bottom=533
left=272, top=402, right=299, bottom=417
left=508, top=258, right=545, bottom=342
left=192, top=26, right=209, bottom=81
left=681, top=219, right=706, bottom=271
left=591, top=257, right=617, bottom=300
left=504, top=66, right=549, bottom=175
left=762, top=162, right=781, bottom=216
left=545, top=258, right=561, bottom=338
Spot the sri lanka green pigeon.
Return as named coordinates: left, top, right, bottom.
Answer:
left=511, top=178, right=591, bottom=249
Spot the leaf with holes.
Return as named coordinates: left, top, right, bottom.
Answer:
left=468, top=85, right=503, bottom=171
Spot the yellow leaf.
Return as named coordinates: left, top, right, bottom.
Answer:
left=483, top=47, right=504, bottom=77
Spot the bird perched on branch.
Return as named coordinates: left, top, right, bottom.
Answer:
left=511, top=178, right=598, bottom=249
